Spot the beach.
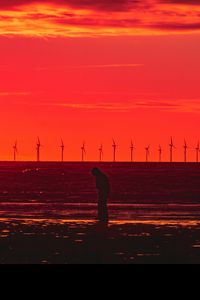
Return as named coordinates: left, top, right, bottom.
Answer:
left=0, top=162, right=200, bottom=264
left=1, top=218, right=200, bottom=264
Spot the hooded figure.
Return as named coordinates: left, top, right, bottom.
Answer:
left=92, top=168, right=110, bottom=223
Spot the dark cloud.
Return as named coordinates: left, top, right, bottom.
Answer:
left=160, top=0, right=200, bottom=5
left=151, top=22, right=200, bottom=30
left=0, top=0, right=142, bottom=11
left=54, top=17, right=141, bottom=28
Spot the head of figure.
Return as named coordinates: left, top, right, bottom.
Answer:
left=92, top=168, right=101, bottom=177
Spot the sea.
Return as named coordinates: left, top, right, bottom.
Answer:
left=0, top=161, right=200, bottom=221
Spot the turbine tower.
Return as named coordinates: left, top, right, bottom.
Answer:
left=36, top=138, right=41, bottom=162
left=195, top=141, right=200, bottom=163
left=112, top=139, right=117, bottom=162
left=81, top=142, right=86, bottom=162
left=130, top=140, right=135, bottom=162
left=169, top=137, right=175, bottom=163
left=145, top=145, right=150, bottom=162
left=60, top=139, right=65, bottom=162
left=183, top=139, right=188, bottom=163
left=159, top=145, right=162, bottom=163
left=13, top=141, right=18, bottom=162
left=99, top=144, right=103, bottom=162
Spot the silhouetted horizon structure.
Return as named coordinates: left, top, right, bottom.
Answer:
left=183, top=139, right=188, bottom=163
left=130, top=140, right=135, bottom=162
left=159, top=145, right=162, bottom=163
left=169, top=137, right=175, bottom=163
left=99, top=144, right=103, bottom=162
left=112, top=139, right=117, bottom=162
left=13, top=141, right=18, bottom=162
left=2, top=137, right=200, bottom=162
left=60, top=139, right=65, bottom=162
left=195, top=141, right=200, bottom=163
left=81, top=142, right=86, bottom=162
left=36, top=138, right=41, bottom=162
left=145, top=145, right=150, bottom=162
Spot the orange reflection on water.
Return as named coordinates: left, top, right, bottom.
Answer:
left=0, top=217, right=200, bottom=228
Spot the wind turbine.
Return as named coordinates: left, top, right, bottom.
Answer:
left=112, top=139, right=117, bottom=162
left=99, top=144, right=103, bottom=162
left=195, top=141, right=200, bottom=163
left=81, top=142, right=86, bottom=162
left=183, top=139, right=188, bottom=163
left=13, top=141, right=18, bottom=162
left=36, top=138, right=42, bottom=162
left=158, top=145, right=162, bottom=163
left=60, top=139, right=65, bottom=162
left=130, top=140, right=135, bottom=162
left=169, top=137, right=175, bottom=163
left=145, top=145, right=150, bottom=162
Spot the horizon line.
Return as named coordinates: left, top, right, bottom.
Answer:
left=0, top=160, right=199, bottom=164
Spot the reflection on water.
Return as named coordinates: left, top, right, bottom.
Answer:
left=137, top=253, right=160, bottom=257
left=0, top=202, right=200, bottom=222
left=1, top=217, right=200, bottom=227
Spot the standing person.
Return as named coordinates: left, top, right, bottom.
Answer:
left=92, top=168, right=110, bottom=223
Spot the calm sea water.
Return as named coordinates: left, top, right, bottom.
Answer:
left=0, top=162, right=200, bottom=221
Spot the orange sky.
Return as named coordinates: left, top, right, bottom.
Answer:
left=0, top=0, right=200, bottom=162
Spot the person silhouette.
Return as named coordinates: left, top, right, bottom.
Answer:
left=92, top=168, right=110, bottom=223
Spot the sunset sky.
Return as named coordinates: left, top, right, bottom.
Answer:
left=0, top=0, right=200, bottom=162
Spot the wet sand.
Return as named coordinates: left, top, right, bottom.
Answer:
left=1, top=218, right=200, bottom=264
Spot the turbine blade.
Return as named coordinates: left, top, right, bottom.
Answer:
left=184, top=139, right=187, bottom=147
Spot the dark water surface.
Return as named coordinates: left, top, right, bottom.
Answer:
left=0, top=162, right=200, bottom=264
left=0, top=161, right=200, bottom=220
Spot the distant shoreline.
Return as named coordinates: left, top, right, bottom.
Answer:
left=0, top=161, right=199, bottom=165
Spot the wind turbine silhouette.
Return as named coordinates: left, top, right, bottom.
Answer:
left=60, top=139, right=65, bottom=162
left=130, top=140, right=135, bottom=162
left=36, top=138, right=42, bottom=162
left=195, top=141, right=200, bottom=163
left=13, top=141, right=18, bottom=162
left=99, top=144, right=103, bottom=162
left=112, top=139, right=117, bottom=162
left=158, top=145, right=162, bottom=163
left=183, top=139, right=188, bottom=163
left=81, top=142, right=86, bottom=162
left=169, top=137, right=175, bottom=163
left=145, top=145, right=150, bottom=162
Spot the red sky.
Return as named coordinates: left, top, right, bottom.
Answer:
left=0, top=0, right=200, bottom=162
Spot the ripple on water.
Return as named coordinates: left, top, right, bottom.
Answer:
left=2, top=230, right=9, bottom=233
left=115, top=252, right=125, bottom=256
left=76, top=232, right=86, bottom=236
left=137, top=253, right=160, bottom=257
left=192, top=244, right=200, bottom=248
left=41, top=260, right=49, bottom=264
